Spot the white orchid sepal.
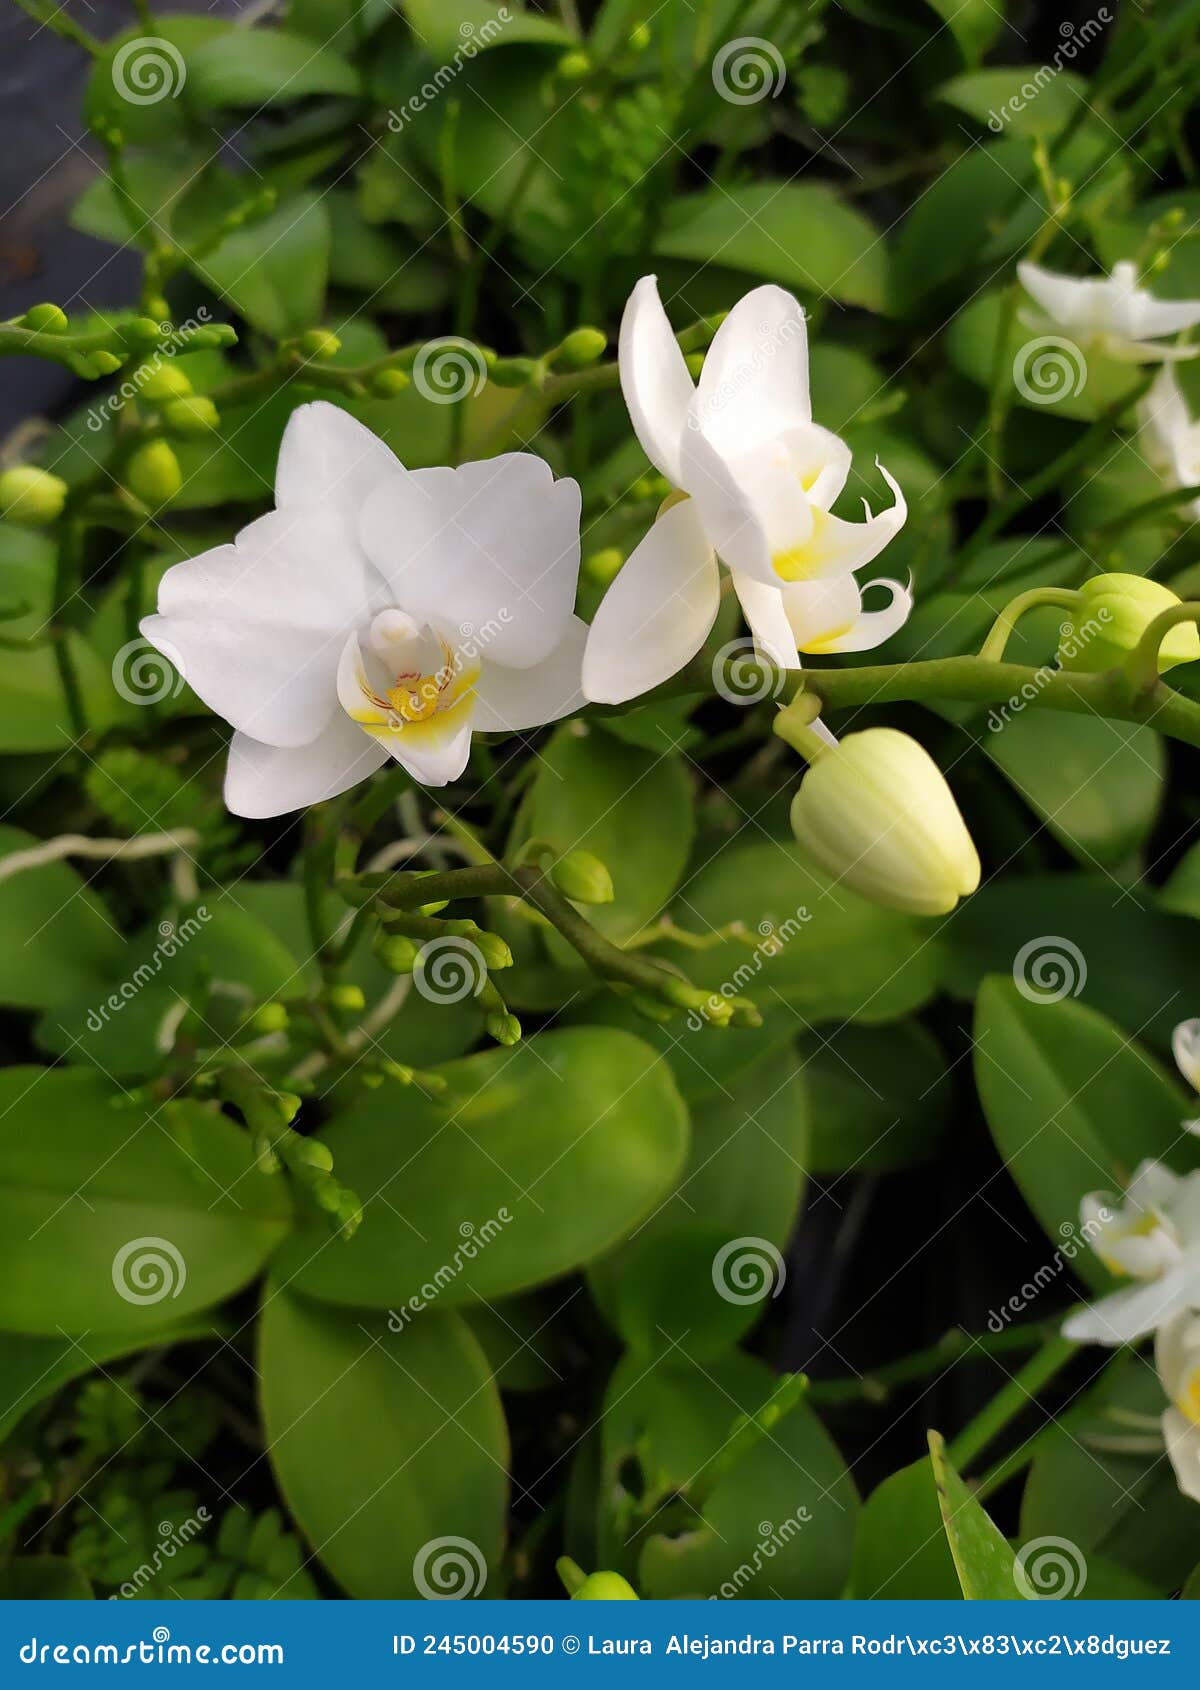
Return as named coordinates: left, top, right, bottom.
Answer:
left=1018, top=259, right=1200, bottom=365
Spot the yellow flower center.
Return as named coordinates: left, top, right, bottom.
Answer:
left=1096, top=1209, right=1164, bottom=1277
left=773, top=510, right=830, bottom=583
left=1178, top=1367, right=1200, bottom=1427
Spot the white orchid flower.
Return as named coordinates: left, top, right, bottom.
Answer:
left=1139, top=370, right=1200, bottom=519
left=1174, top=1017, right=1200, bottom=1133
left=581, top=277, right=908, bottom=704
left=1156, top=1310, right=1200, bottom=1503
left=141, top=402, right=585, bottom=817
left=1063, top=1159, right=1200, bottom=1344
left=1018, top=259, right=1200, bottom=364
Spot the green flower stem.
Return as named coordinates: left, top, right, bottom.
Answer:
left=977, top=587, right=1080, bottom=663
left=772, top=688, right=831, bottom=761
left=785, top=655, right=1200, bottom=748
left=807, top=1322, right=1056, bottom=1407
left=947, top=1333, right=1078, bottom=1472
left=350, top=861, right=760, bottom=1025
left=1127, top=600, right=1200, bottom=695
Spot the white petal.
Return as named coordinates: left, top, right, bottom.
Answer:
left=581, top=499, right=719, bottom=705
left=1062, top=1267, right=1198, bottom=1344
left=474, top=617, right=586, bottom=732
left=224, top=717, right=388, bottom=819
left=691, top=285, right=810, bottom=455
left=274, top=401, right=404, bottom=523
left=781, top=575, right=862, bottom=654
left=1163, top=1408, right=1200, bottom=1503
left=142, top=501, right=377, bottom=749
left=1124, top=291, right=1200, bottom=341
left=678, top=423, right=811, bottom=584
left=1174, top=1018, right=1200, bottom=1092
left=358, top=456, right=581, bottom=669
left=797, top=575, right=913, bottom=654
left=732, top=570, right=801, bottom=668
left=618, top=275, right=696, bottom=484
left=1017, top=261, right=1094, bottom=331
left=774, top=461, right=907, bottom=584
left=1155, top=1309, right=1200, bottom=1401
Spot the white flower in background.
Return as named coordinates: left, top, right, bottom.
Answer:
left=1156, top=1310, right=1200, bottom=1502
left=1063, top=1160, right=1200, bottom=1344
left=1018, top=260, right=1200, bottom=364
left=581, top=277, right=908, bottom=704
left=141, top=403, right=585, bottom=817
left=1139, top=369, right=1200, bottom=519
left=1174, top=1017, right=1200, bottom=1133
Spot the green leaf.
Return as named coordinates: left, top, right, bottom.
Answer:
left=191, top=194, right=330, bottom=340
left=0, top=827, right=124, bottom=1010
left=327, top=191, right=449, bottom=312
left=658, top=839, right=943, bottom=1025
left=973, top=978, right=1195, bottom=1279
left=923, top=0, right=1005, bottom=63
left=0, top=1068, right=291, bottom=1335
left=84, top=18, right=228, bottom=145
left=849, top=1457, right=960, bottom=1598
left=937, top=68, right=1088, bottom=139
left=654, top=184, right=887, bottom=312
left=0, top=1559, right=92, bottom=1599
left=928, top=1430, right=1021, bottom=1599
left=804, top=1021, right=951, bottom=1174
left=186, top=30, right=359, bottom=106
left=588, top=1047, right=807, bottom=1356
left=523, top=723, right=694, bottom=944
left=398, top=0, right=569, bottom=55
left=261, top=1291, right=507, bottom=1597
left=274, top=1028, right=688, bottom=1308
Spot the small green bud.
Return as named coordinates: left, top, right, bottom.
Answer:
left=557, top=327, right=607, bottom=368
left=382, top=1058, right=415, bottom=1086
left=125, top=440, right=182, bottom=506
left=91, top=350, right=124, bottom=376
left=0, top=466, right=67, bottom=527
left=326, top=983, right=366, bottom=1013
left=473, top=930, right=514, bottom=970
left=252, top=1131, right=282, bottom=1174
left=487, top=1011, right=522, bottom=1046
left=298, top=328, right=341, bottom=361
left=584, top=547, right=624, bottom=586
left=572, top=1571, right=639, bottom=1600
left=137, top=362, right=192, bottom=401
left=251, top=1002, right=290, bottom=1034
left=144, top=295, right=172, bottom=324
left=314, top=1179, right=344, bottom=1213
left=556, top=49, right=591, bottom=80
left=290, top=1137, right=334, bottom=1173
left=165, top=395, right=220, bottom=434
left=21, top=303, right=68, bottom=334
left=375, top=932, right=421, bottom=974
left=628, top=20, right=651, bottom=49
left=370, top=368, right=411, bottom=397
left=1057, top=573, right=1200, bottom=676
left=274, top=1090, right=303, bottom=1125
left=488, top=356, right=540, bottom=388
left=125, top=316, right=165, bottom=348
left=550, top=849, right=614, bottom=905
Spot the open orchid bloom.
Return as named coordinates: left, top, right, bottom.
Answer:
left=1063, top=1160, right=1200, bottom=1344
left=1139, top=370, right=1200, bottom=519
left=1018, top=260, right=1200, bottom=364
left=1174, top=1017, right=1200, bottom=1133
left=581, top=277, right=908, bottom=704
left=141, top=402, right=585, bottom=817
left=1157, top=1311, right=1200, bottom=1502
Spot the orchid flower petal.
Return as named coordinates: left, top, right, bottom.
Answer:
left=474, top=617, right=587, bottom=732
left=224, top=717, right=388, bottom=819
left=691, top=284, right=811, bottom=454
left=618, top=275, right=696, bottom=485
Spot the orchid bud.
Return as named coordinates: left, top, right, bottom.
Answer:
left=137, top=362, right=192, bottom=401
left=584, top=547, right=624, bottom=586
left=487, top=1011, right=522, bottom=1046
left=165, top=396, right=220, bottom=434
left=550, top=848, right=614, bottom=905
left=572, top=1571, right=639, bottom=1599
left=375, top=932, right=420, bottom=974
left=1057, top=573, right=1200, bottom=676
left=298, top=328, right=341, bottom=361
left=557, top=327, right=607, bottom=368
left=325, top=983, right=366, bottom=1013
left=125, top=440, right=182, bottom=506
left=0, top=466, right=67, bottom=527
left=21, top=303, right=68, bottom=334
left=370, top=368, right=411, bottom=397
left=789, top=728, right=980, bottom=917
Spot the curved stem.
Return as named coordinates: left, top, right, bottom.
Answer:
left=977, top=587, right=1080, bottom=664
left=0, top=828, right=199, bottom=885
